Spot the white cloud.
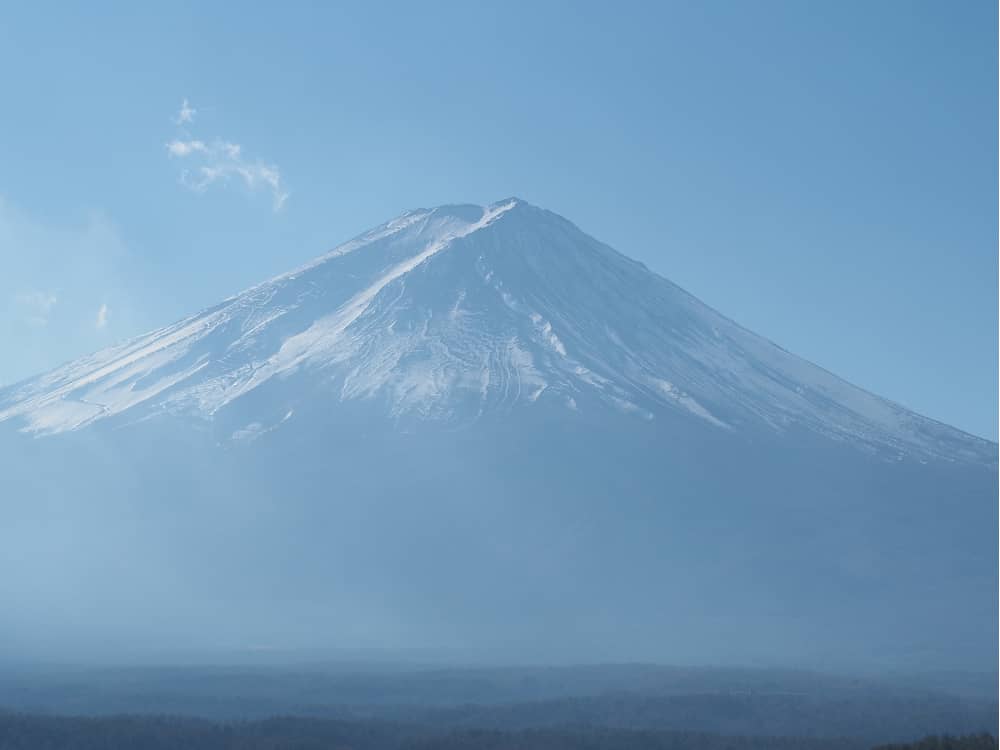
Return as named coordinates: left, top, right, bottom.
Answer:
left=173, top=98, right=196, bottom=125
left=14, top=290, right=57, bottom=327
left=95, top=303, right=110, bottom=329
left=0, top=197, right=139, bottom=385
left=166, top=139, right=208, bottom=157
left=165, top=103, right=289, bottom=211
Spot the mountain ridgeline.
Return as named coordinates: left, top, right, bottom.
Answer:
left=0, top=199, right=995, bottom=670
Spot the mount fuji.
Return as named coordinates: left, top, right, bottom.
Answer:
left=0, top=199, right=995, bottom=670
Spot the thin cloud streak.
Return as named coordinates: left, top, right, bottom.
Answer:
left=166, top=140, right=207, bottom=157
left=14, top=290, right=58, bottom=327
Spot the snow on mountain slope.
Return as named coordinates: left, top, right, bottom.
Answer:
left=0, top=198, right=993, bottom=465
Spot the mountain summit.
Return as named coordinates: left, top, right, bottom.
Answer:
left=0, top=199, right=992, bottom=466
left=0, top=199, right=995, bottom=669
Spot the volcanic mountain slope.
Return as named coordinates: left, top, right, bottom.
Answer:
left=0, top=198, right=993, bottom=465
left=0, top=199, right=995, bottom=670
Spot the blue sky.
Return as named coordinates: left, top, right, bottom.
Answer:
left=0, top=0, right=996, bottom=439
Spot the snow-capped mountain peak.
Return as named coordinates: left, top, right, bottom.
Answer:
left=0, top=198, right=993, bottom=466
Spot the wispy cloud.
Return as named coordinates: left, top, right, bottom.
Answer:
left=0, top=197, right=141, bottom=386
left=173, top=98, right=196, bottom=125
left=166, top=100, right=289, bottom=211
left=95, top=303, right=110, bottom=330
left=166, top=139, right=207, bottom=157
left=14, top=290, right=57, bottom=327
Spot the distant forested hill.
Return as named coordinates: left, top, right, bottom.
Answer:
left=0, top=713, right=858, bottom=750
left=873, top=736, right=998, bottom=750
left=0, top=664, right=994, bottom=745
